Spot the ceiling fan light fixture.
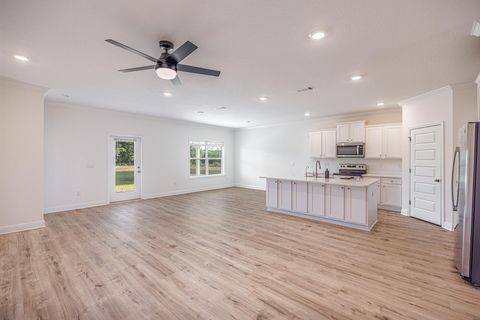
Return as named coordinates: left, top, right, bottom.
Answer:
left=155, top=66, right=177, bottom=80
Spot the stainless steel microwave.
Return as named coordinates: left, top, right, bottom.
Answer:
left=336, top=143, right=365, bottom=158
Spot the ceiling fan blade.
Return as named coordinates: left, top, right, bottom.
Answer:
left=177, top=64, right=221, bottom=77
left=118, top=65, right=156, bottom=72
left=166, top=41, right=198, bottom=63
left=105, top=39, right=158, bottom=63
left=171, top=76, right=182, bottom=86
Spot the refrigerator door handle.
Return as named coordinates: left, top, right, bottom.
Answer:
left=452, top=147, right=460, bottom=211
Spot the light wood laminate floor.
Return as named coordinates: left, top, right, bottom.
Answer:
left=1, top=187, right=479, bottom=319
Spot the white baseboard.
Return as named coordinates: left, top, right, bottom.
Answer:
left=44, top=200, right=109, bottom=214
left=378, top=204, right=401, bottom=212
left=142, top=184, right=235, bottom=200
left=0, top=220, right=45, bottom=235
left=400, top=208, right=410, bottom=216
left=234, top=184, right=266, bottom=191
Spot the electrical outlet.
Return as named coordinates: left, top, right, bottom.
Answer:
left=76, top=191, right=81, bottom=197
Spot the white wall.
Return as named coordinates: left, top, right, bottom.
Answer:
left=234, top=109, right=402, bottom=190
left=452, top=83, right=477, bottom=144
left=0, top=77, right=47, bottom=234
left=44, top=102, right=235, bottom=213
left=401, top=87, right=453, bottom=229
left=400, top=83, right=477, bottom=230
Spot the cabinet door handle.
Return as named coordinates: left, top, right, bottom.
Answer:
left=434, top=178, right=441, bottom=182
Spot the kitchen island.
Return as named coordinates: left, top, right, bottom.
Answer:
left=260, top=176, right=380, bottom=231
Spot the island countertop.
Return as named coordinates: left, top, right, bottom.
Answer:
left=259, top=176, right=379, bottom=187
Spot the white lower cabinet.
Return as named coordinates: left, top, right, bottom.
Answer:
left=308, top=183, right=326, bottom=216
left=327, top=185, right=345, bottom=220
left=266, top=179, right=278, bottom=207
left=266, top=179, right=292, bottom=210
left=265, top=178, right=379, bottom=230
left=278, top=180, right=292, bottom=210
left=292, top=181, right=308, bottom=213
left=345, top=187, right=367, bottom=224
left=380, top=179, right=402, bottom=208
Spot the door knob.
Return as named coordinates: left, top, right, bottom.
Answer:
left=434, top=178, right=441, bottom=182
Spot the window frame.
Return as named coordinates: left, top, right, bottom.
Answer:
left=189, top=141, right=225, bottom=178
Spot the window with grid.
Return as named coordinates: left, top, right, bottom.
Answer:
left=189, top=141, right=224, bottom=177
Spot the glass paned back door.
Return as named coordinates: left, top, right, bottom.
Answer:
left=111, top=137, right=141, bottom=201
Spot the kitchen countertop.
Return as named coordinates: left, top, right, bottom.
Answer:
left=363, top=173, right=402, bottom=179
left=260, top=176, right=379, bottom=187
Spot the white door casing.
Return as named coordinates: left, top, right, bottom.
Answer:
left=410, top=125, right=443, bottom=225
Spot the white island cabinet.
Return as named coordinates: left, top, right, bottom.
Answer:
left=261, top=176, right=379, bottom=231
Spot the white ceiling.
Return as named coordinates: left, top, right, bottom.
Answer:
left=1, top=0, right=480, bottom=128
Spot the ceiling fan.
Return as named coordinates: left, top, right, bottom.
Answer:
left=105, top=39, right=221, bottom=85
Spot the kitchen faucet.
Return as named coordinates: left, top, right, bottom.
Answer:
left=315, top=160, right=322, bottom=178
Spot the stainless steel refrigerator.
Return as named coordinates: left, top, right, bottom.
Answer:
left=453, top=122, right=480, bottom=286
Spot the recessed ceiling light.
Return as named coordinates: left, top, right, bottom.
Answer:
left=259, top=96, right=268, bottom=102
left=377, top=102, right=385, bottom=107
left=351, top=75, right=363, bottom=81
left=163, top=92, right=173, bottom=97
left=304, top=112, right=311, bottom=117
left=217, top=106, right=227, bottom=110
left=13, top=55, right=29, bottom=62
left=197, top=111, right=204, bottom=114
left=309, top=31, right=326, bottom=40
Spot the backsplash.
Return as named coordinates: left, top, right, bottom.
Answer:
left=307, top=158, right=401, bottom=176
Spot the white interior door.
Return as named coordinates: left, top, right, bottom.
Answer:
left=410, top=125, right=442, bottom=225
left=110, top=137, right=141, bottom=202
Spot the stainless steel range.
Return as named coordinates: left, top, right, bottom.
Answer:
left=334, top=164, right=367, bottom=179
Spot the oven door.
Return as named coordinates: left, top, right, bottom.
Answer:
left=336, top=144, right=364, bottom=158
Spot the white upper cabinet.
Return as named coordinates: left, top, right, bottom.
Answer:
left=309, top=132, right=323, bottom=158
left=365, top=127, right=383, bottom=158
left=365, top=124, right=402, bottom=159
left=322, top=130, right=337, bottom=158
left=336, top=123, right=350, bottom=143
left=383, top=126, right=402, bottom=159
left=350, top=121, right=366, bottom=142
left=309, top=130, right=336, bottom=158
left=336, top=121, right=366, bottom=143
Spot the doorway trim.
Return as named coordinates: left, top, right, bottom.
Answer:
left=407, top=121, right=445, bottom=227
left=108, top=134, right=143, bottom=203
